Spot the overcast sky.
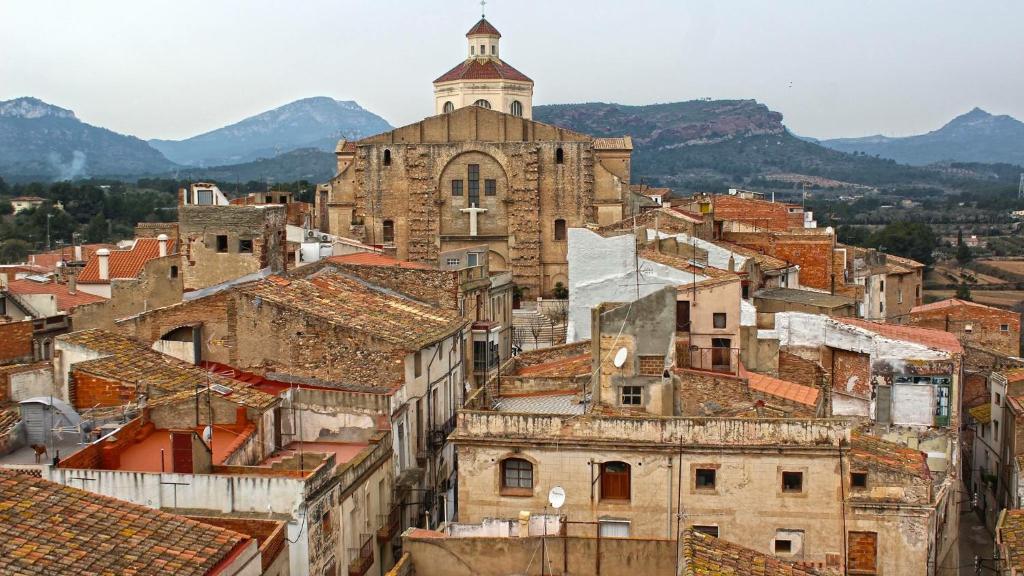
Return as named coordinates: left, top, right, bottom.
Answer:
left=2, top=0, right=1022, bottom=141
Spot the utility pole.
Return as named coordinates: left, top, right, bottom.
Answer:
left=46, top=212, right=52, bottom=251
left=1018, top=172, right=1024, bottom=200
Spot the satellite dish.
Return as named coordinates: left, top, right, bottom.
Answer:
left=548, top=485, right=566, bottom=510
left=613, top=347, right=628, bottom=369
left=202, top=425, right=212, bottom=443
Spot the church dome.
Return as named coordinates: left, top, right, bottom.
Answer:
left=466, top=18, right=501, bottom=38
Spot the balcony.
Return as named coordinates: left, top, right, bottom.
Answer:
left=348, top=533, right=375, bottom=576
left=676, top=345, right=739, bottom=375
left=428, top=414, right=457, bottom=452
left=377, top=505, right=400, bottom=543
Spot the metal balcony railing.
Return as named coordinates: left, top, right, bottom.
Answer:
left=677, top=346, right=740, bottom=374
left=377, top=505, right=400, bottom=543
left=347, top=533, right=375, bottom=576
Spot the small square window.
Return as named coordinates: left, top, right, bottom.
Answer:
left=1001, top=324, right=1010, bottom=332
left=446, top=257, right=461, bottom=267
left=965, top=324, right=974, bottom=334
left=215, top=235, right=228, bottom=253
left=620, top=386, right=642, bottom=405
left=851, top=472, right=867, bottom=489
left=713, top=313, right=726, bottom=329
left=782, top=471, right=803, bottom=493
left=485, top=179, right=496, bottom=196
left=693, top=525, right=719, bottom=538
left=238, top=239, right=253, bottom=253
left=695, top=468, right=716, bottom=490
left=774, top=539, right=793, bottom=554
left=468, top=253, right=479, bottom=267
left=169, top=265, right=178, bottom=279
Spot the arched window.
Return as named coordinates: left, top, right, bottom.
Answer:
left=473, top=99, right=491, bottom=110
left=556, top=147, right=564, bottom=164
left=382, top=220, right=395, bottom=244
left=501, top=458, right=533, bottom=493
left=383, top=149, right=392, bottom=166
left=510, top=100, right=523, bottom=117
left=41, top=338, right=52, bottom=360
left=600, top=461, right=630, bottom=501
left=554, top=219, right=567, bottom=241
left=443, top=101, right=455, bottom=114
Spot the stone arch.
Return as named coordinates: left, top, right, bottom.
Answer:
left=488, top=250, right=508, bottom=272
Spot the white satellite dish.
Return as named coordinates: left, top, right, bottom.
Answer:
left=613, top=347, right=628, bottom=369
left=548, top=485, right=566, bottom=509
left=202, top=425, right=212, bottom=443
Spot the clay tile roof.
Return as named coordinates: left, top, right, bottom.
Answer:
left=327, top=253, right=434, bottom=269
left=1003, top=368, right=1024, bottom=384
left=593, top=136, right=633, bottom=150
left=850, top=432, right=931, bottom=481
left=740, top=366, right=820, bottom=407
left=0, top=408, right=19, bottom=437
left=911, top=298, right=1010, bottom=315
left=0, top=468, right=252, bottom=576
left=999, top=510, right=1024, bottom=571
left=969, top=403, right=992, bottom=424
left=4, top=278, right=107, bottom=311
left=466, top=17, right=501, bottom=37
left=434, top=58, right=532, bottom=83
left=58, top=329, right=276, bottom=410
left=513, top=353, right=590, bottom=378
left=682, top=529, right=822, bottom=575
left=639, top=247, right=734, bottom=278
left=78, top=238, right=168, bottom=284
left=28, top=243, right=116, bottom=270
left=238, top=270, right=467, bottom=351
left=836, top=318, right=963, bottom=354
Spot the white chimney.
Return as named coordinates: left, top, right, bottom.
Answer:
left=96, top=248, right=110, bottom=281
left=74, top=245, right=82, bottom=261
left=157, top=234, right=168, bottom=257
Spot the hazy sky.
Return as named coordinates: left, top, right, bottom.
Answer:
left=2, top=0, right=1022, bottom=141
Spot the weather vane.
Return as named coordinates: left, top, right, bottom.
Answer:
left=481, top=0, right=486, bottom=18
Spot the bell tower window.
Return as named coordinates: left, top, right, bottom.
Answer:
left=510, top=101, right=523, bottom=117
left=443, top=101, right=455, bottom=113
left=473, top=99, right=491, bottom=110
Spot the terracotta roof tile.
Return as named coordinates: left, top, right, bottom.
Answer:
left=28, top=243, right=116, bottom=270
left=999, top=510, right=1024, bottom=571
left=836, top=318, right=963, bottom=354
left=466, top=17, right=501, bottom=37
left=327, top=253, right=434, bottom=269
left=0, top=468, right=251, bottom=576
left=969, top=403, right=992, bottom=424
left=434, top=58, right=532, bottom=83
left=58, top=330, right=276, bottom=410
left=513, top=353, right=590, bottom=378
left=740, top=366, right=820, bottom=407
left=4, top=278, right=107, bottom=311
left=850, top=432, right=931, bottom=481
left=78, top=238, right=169, bottom=284
left=682, top=529, right=822, bottom=575
left=912, top=298, right=1011, bottom=315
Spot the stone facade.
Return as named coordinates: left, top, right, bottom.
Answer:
left=321, top=105, right=632, bottom=298
left=910, top=298, right=1021, bottom=358
left=178, top=205, right=287, bottom=291
left=71, top=255, right=183, bottom=331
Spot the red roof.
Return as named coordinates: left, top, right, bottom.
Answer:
left=28, top=243, right=116, bottom=271
left=434, top=58, right=532, bottom=83
left=327, top=253, right=434, bottom=269
left=740, top=365, right=820, bottom=407
left=837, top=318, right=963, bottom=354
left=466, top=18, right=500, bottom=37
left=912, top=298, right=1012, bottom=316
left=4, top=278, right=107, bottom=311
left=78, top=238, right=165, bottom=284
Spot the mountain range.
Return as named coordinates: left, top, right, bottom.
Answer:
left=0, top=96, right=1020, bottom=189
left=814, top=108, right=1024, bottom=167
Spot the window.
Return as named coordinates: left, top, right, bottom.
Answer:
left=713, top=313, right=726, bottom=329
left=467, top=252, right=479, bottom=267
left=501, top=458, right=533, bottom=491
left=879, top=300, right=884, bottom=314
left=851, top=472, right=867, bottom=489
left=470, top=45, right=475, bottom=55
left=322, top=509, right=333, bottom=536
left=741, top=284, right=749, bottom=299
left=965, top=324, right=974, bottom=334
left=452, top=179, right=463, bottom=196
left=600, top=461, right=631, bottom=500
left=169, top=265, right=178, bottom=279
left=383, top=220, right=395, bottom=244
left=598, top=520, right=630, bottom=538
left=510, top=100, right=523, bottom=117
left=443, top=101, right=455, bottom=113
left=479, top=44, right=485, bottom=54
left=555, top=147, right=564, bottom=164
left=1002, top=324, right=1010, bottom=332
left=774, top=539, right=793, bottom=554
left=468, top=164, right=480, bottom=206
left=997, top=393, right=1002, bottom=406
left=473, top=99, right=491, bottom=110
left=446, top=257, right=460, bottom=268
left=676, top=301, right=691, bottom=332
left=695, top=468, right=716, bottom=490
left=916, top=285, right=921, bottom=299
left=620, top=386, right=642, bottom=406
left=484, top=179, right=496, bottom=196
left=879, top=280, right=884, bottom=292
left=782, top=471, right=803, bottom=493
left=693, top=525, right=719, bottom=538
left=995, top=420, right=1000, bottom=437
left=238, top=238, right=253, bottom=253
left=196, top=190, right=214, bottom=205
left=216, top=235, right=228, bottom=253
left=898, top=289, right=903, bottom=304
left=383, top=149, right=392, bottom=166
left=554, top=219, right=567, bottom=241
left=491, top=45, right=496, bottom=55
left=264, top=195, right=273, bottom=203
left=414, top=350, right=422, bottom=377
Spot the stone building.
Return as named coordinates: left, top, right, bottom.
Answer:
left=910, top=298, right=1021, bottom=358
left=319, top=17, right=634, bottom=298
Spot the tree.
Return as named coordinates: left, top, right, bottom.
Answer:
left=868, top=222, right=938, bottom=266
left=84, top=213, right=110, bottom=243
left=955, top=282, right=973, bottom=301
left=0, top=239, right=31, bottom=264
left=552, top=282, right=569, bottom=300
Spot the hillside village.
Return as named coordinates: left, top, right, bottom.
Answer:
left=2, top=13, right=1024, bottom=576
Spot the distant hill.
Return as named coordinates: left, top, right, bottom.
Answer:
left=818, top=108, right=1024, bottom=167
left=173, top=148, right=336, bottom=184
left=534, top=100, right=935, bottom=190
left=0, top=97, right=176, bottom=181
left=149, top=97, right=392, bottom=167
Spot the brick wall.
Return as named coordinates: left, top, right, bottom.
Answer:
left=675, top=369, right=750, bottom=416
left=638, top=355, right=664, bottom=377
left=778, top=351, right=825, bottom=388
left=725, top=232, right=835, bottom=291
left=909, top=302, right=1021, bottom=358
left=69, top=370, right=134, bottom=410
left=0, top=320, right=34, bottom=364
left=58, top=414, right=152, bottom=470
left=829, top=348, right=871, bottom=399
left=713, top=195, right=795, bottom=232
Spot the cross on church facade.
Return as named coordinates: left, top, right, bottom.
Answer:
left=460, top=205, right=488, bottom=236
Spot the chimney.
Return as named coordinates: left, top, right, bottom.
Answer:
left=157, top=234, right=168, bottom=257
left=96, top=248, right=110, bottom=281
left=68, top=274, right=76, bottom=295
left=73, top=245, right=82, bottom=261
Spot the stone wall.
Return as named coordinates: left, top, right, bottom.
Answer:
left=72, top=255, right=183, bottom=331
left=910, top=301, right=1021, bottom=358
left=331, top=264, right=459, bottom=310
left=178, top=205, right=287, bottom=291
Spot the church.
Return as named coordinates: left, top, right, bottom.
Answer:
left=318, top=15, right=634, bottom=298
